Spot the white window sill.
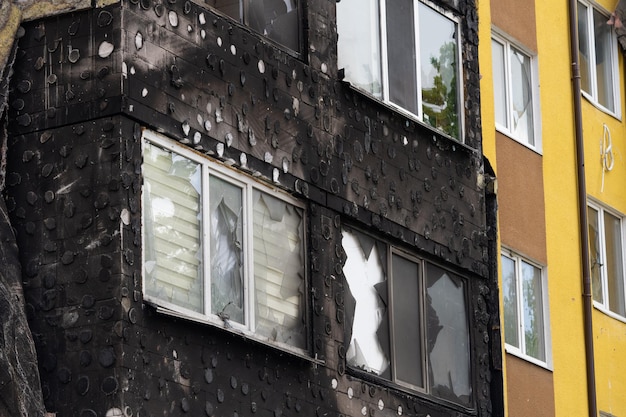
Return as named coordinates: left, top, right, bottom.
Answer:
left=504, top=344, right=552, bottom=371
left=494, top=126, right=543, bottom=155
left=593, top=300, right=626, bottom=324
left=581, top=91, right=622, bottom=122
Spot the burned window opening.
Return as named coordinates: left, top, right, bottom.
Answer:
left=209, top=0, right=302, bottom=53
left=142, top=131, right=307, bottom=352
left=342, top=226, right=472, bottom=407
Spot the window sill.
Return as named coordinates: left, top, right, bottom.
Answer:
left=346, top=366, right=475, bottom=413
left=495, top=126, right=542, bottom=155
left=504, top=344, right=552, bottom=371
left=581, top=92, right=622, bottom=122
left=593, top=301, right=626, bottom=324
left=145, top=298, right=323, bottom=365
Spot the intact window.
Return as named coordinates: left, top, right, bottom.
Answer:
left=501, top=250, right=549, bottom=366
left=588, top=202, right=626, bottom=319
left=491, top=34, right=540, bottom=149
left=336, top=0, right=462, bottom=140
left=342, top=227, right=472, bottom=407
left=578, top=0, right=619, bottom=114
left=142, top=131, right=307, bottom=352
left=209, top=0, right=301, bottom=52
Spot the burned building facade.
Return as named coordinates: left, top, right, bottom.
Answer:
left=5, top=0, right=500, bottom=416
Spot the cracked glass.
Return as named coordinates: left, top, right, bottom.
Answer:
left=342, top=227, right=472, bottom=406
left=143, top=142, right=204, bottom=313
left=209, top=175, right=244, bottom=323
left=253, top=191, right=306, bottom=348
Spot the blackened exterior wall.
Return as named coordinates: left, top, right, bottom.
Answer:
left=6, top=1, right=498, bottom=416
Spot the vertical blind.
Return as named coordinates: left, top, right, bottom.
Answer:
left=143, top=141, right=204, bottom=313
left=143, top=135, right=306, bottom=350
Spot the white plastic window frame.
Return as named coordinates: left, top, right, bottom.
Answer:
left=588, top=199, right=626, bottom=323
left=338, top=0, right=464, bottom=142
left=141, top=129, right=309, bottom=357
left=501, top=248, right=552, bottom=369
left=578, top=0, right=621, bottom=118
left=491, top=31, right=542, bottom=153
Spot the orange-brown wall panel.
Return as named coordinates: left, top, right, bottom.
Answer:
left=495, top=133, right=547, bottom=264
left=505, top=354, right=555, bottom=417
left=490, top=0, right=537, bottom=52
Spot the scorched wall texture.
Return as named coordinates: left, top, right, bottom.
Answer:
left=5, top=1, right=500, bottom=416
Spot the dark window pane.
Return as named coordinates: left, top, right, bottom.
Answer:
left=386, top=0, right=418, bottom=114
left=249, top=0, right=300, bottom=51
left=391, top=254, right=423, bottom=388
left=578, top=3, right=592, bottom=94
left=426, top=264, right=471, bottom=406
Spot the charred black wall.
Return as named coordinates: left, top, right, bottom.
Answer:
left=6, top=1, right=498, bottom=416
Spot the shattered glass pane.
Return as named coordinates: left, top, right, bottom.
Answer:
left=253, top=191, right=305, bottom=348
left=342, top=228, right=391, bottom=377
left=143, top=141, right=204, bottom=313
left=426, top=263, right=471, bottom=406
left=209, top=175, right=244, bottom=323
left=337, top=0, right=382, bottom=98
left=391, top=254, right=423, bottom=388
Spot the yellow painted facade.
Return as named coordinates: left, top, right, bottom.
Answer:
left=481, top=0, right=626, bottom=415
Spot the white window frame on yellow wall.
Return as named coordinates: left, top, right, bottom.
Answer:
left=141, top=130, right=308, bottom=355
left=491, top=31, right=542, bottom=152
left=588, top=200, right=626, bottom=322
left=501, top=248, right=551, bottom=368
left=577, top=0, right=621, bottom=117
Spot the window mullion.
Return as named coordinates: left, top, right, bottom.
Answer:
left=414, top=1, right=423, bottom=120
left=515, top=257, right=526, bottom=355
left=387, top=246, right=396, bottom=383
left=244, top=184, right=254, bottom=331
left=379, top=0, right=390, bottom=103
left=202, top=163, right=212, bottom=317
left=599, top=209, right=609, bottom=309
left=505, top=43, right=514, bottom=134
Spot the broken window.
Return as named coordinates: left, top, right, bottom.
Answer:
left=142, top=131, right=307, bottom=352
left=209, top=0, right=301, bottom=52
left=337, top=0, right=462, bottom=140
left=342, top=227, right=472, bottom=406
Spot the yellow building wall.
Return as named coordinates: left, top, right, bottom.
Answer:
left=482, top=0, right=626, bottom=414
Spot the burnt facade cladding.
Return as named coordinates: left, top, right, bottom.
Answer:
left=5, top=1, right=500, bottom=416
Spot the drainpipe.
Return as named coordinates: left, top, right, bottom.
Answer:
left=568, top=1, right=598, bottom=416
